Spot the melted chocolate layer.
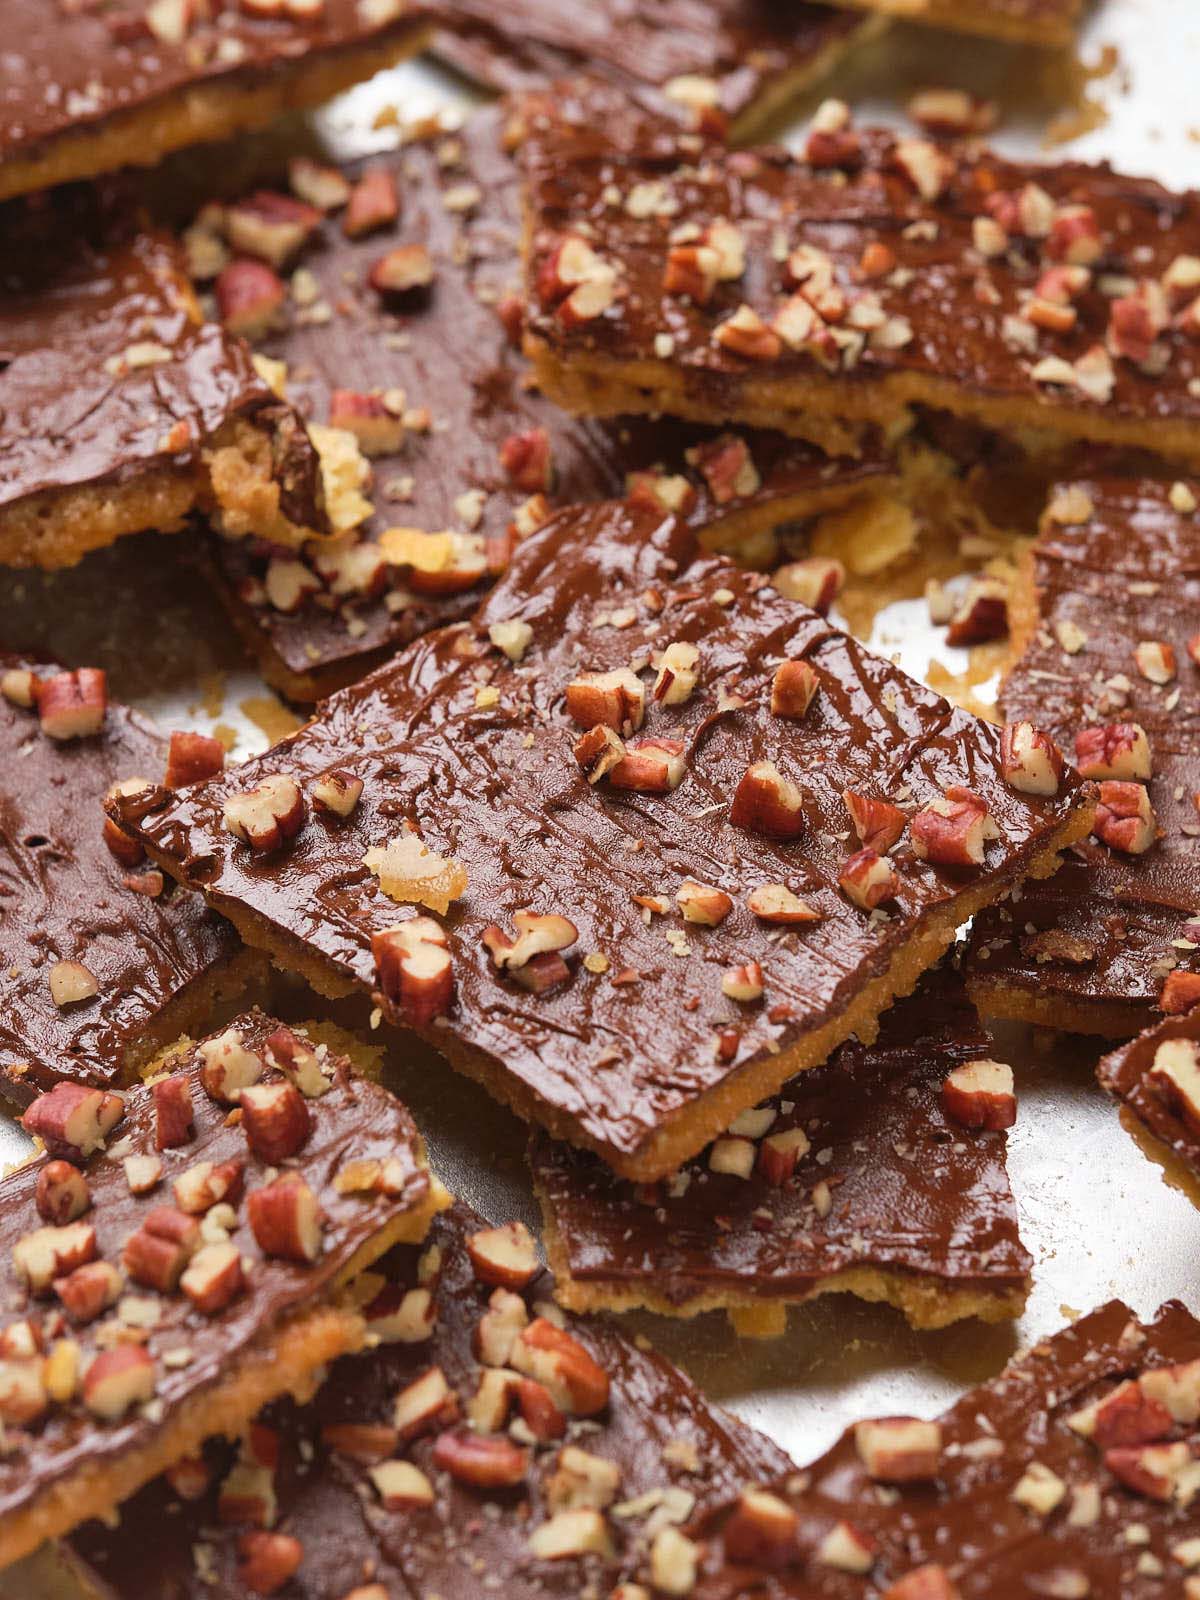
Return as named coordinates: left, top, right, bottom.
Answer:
left=0, top=653, right=238, bottom=1104
left=521, top=86, right=1200, bottom=450
left=0, top=186, right=313, bottom=518
left=966, top=478, right=1200, bottom=1032
left=111, top=499, right=1089, bottom=1176
left=208, top=105, right=889, bottom=695
left=0, top=1009, right=431, bottom=1530
left=532, top=966, right=1031, bottom=1315
left=687, top=1299, right=1200, bottom=1597
left=0, top=0, right=423, bottom=183
left=67, top=1199, right=791, bottom=1598
left=1098, top=1006, right=1200, bottom=1185
left=433, top=1, right=869, bottom=131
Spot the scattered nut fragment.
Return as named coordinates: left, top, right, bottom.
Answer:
left=36, top=669, right=107, bottom=741
left=676, top=880, right=732, bottom=926
left=731, top=761, right=805, bottom=840
left=467, top=1222, right=540, bottom=1290
left=372, top=919, right=455, bottom=1025
left=941, top=1059, right=1017, bottom=1130
left=223, top=774, right=306, bottom=852
left=47, top=959, right=100, bottom=1008
left=855, top=1417, right=942, bottom=1482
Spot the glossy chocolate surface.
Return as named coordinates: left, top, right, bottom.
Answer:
left=522, top=86, right=1200, bottom=439
left=1098, top=1007, right=1200, bottom=1183
left=68, top=1199, right=791, bottom=1598
left=0, top=653, right=238, bottom=1104
left=532, top=966, right=1031, bottom=1309
left=966, top=478, right=1200, bottom=1027
left=0, top=186, right=308, bottom=514
left=209, top=105, right=888, bottom=692
left=112, top=498, right=1088, bottom=1173
left=687, top=1299, right=1200, bottom=1597
left=433, top=1, right=868, bottom=128
left=0, top=1009, right=431, bottom=1528
left=0, top=0, right=422, bottom=174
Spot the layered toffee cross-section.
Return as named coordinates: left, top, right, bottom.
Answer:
left=433, top=1, right=880, bottom=143
left=816, top=0, right=1082, bottom=47
left=521, top=88, right=1200, bottom=464
left=0, top=653, right=262, bottom=1107
left=966, top=479, right=1200, bottom=1038
left=532, top=966, right=1032, bottom=1336
left=682, top=1299, right=1200, bottom=1598
left=196, top=104, right=895, bottom=701
left=109, top=498, right=1093, bottom=1181
left=0, top=1009, right=445, bottom=1568
left=1098, top=1004, right=1200, bottom=1202
left=0, top=186, right=331, bottom=571
left=62, top=1199, right=791, bottom=1598
left=0, top=0, right=430, bottom=203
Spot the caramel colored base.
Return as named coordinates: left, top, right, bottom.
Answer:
left=527, top=341, right=1200, bottom=473
left=817, top=0, right=1079, bottom=47
left=723, top=14, right=889, bottom=144
left=966, top=974, right=1148, bottom=1040
left=537, top=1186, right=1030, bottom=1335
left=0, top=27, right=431, bottom=204
left=1116, top=1105, right=1200, bottom=1212
left=142, top=791, right=1094, bottom=1182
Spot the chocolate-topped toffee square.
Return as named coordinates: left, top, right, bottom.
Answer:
left=0, top=653, right=262, bottom=1107
left=965, top=478, right=1200, bottom=1039
left=0, top=186, right=331, bottom=571
left=520, top=87, right=1200, bottom=464
left=195, top=104, right=895, bottom=702
left=532, top=965, right=1032, bottom=1336
left=432, top=1, right=879, bottom=144
left=63, top=1198, right=792, bottom=1598
left=1098, top=1002, right=1200, bottom=1200
left=0, top=0, right=429, bottom=203
left=676, top=1299, right=1200, bottom=1598
left=108, top=497, right=1093, bottom=1181
left=0, top=1009, right=446, bottom=1568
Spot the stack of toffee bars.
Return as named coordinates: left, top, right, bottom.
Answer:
left=2, top=0, right=1200, bottom=1595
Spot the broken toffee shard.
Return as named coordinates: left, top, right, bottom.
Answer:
left=1098, top=999, right=1200, bottom=1200
left=0, top=652, right=261, bottom=1107
left=60, top=1199, right=792, bottom=1597
left=521, top=86, right=1200, bottom=464
left=0, top=1009, right=445, bottom=1569
left=680, top=1299, right=1200, bottom=1599
left=0, top=0, right=430, bottom=203
left=966, top=478, right=1200, bottom=1038
left=0, top=185, right=330, bottom=571
left=200, top=103, right=895, bottom=701
left=532, top=966, right=1033, bottom=1335
left=432, top=0, right=880, bottom=143
left=108, top=497, right=1093, bottom=1181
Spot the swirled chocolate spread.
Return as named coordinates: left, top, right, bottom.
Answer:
left=531, top=965, right=1032, bottom=1330
left=1098, top=1004, right=1200, bottom=1192
left=680, top=1299, right=1200, bottom=1598
left=201, top=104, right=892, bottom=700
left=66, top=1199, right=792, bottom=1598
left=432, top=2, right=875, bottom=141
left=520, top=84, right=1200, bottom=464
left=0, top=652, right=246, bottom=1106
left=0, top=0, right=428, bottom=201
left=108, top=497, right=1092, bottom=1182
left=0, top=185, right=327, bottom=569
left=966, top=478, right=1200, bottom=1038
left=0, top=1008, right=440, bottom=1569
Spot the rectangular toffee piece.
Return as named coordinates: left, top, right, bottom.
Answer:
left=108, top=496, right=1094, bottom=1182
left=814, top=0, right=1082, bottom=47
left=432, top=0, right=880, bottom=144
left=0, top=653, right=262, bottom=1107
left=677, top=1298, right=1200, bottom=1598
left=0, top=1009, right=446, bottom=1569
left=519, top=85, right=1200, bottom=465
left=1098, top=1004, right=1200, bottom=1202
left=0, top=0, right=430, bottom=203
left=60, top=1199, right=792, bottom=1598
left=195, top=103, right=896, bottom=702
left=532, top=965, right=1033, bottom=1338
left=965, top=478, right=1200, bottom=1039
left=0, top=186, right=331, bottom=571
